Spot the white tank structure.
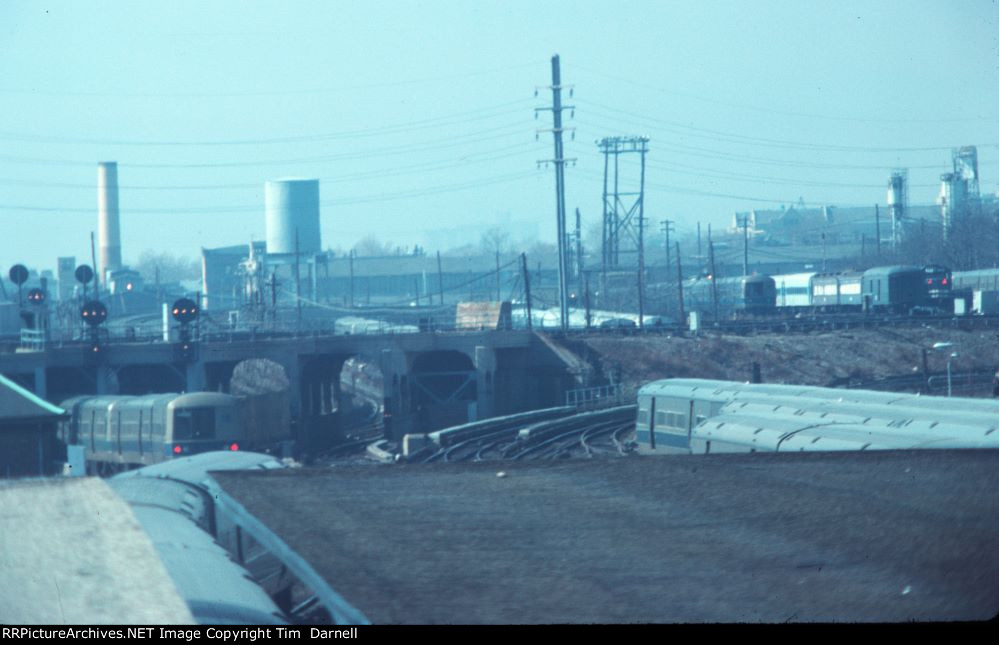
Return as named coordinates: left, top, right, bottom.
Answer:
left=264, top=178, right=321, bottom=255
left=98, top=161, right=123, bottom=281
left=886, top=169, right=907, bottom=248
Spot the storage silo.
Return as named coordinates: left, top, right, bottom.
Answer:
left=264, top=179, right=321, bottom=255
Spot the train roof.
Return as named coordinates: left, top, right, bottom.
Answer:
left=862, top=265, right=923, bottom=278
left=771, top=271, right=817, bottom=281
left=0, top=477, right=194, bottom=624
left=695, top=414, right=959, bottom=451
left=113, top=450, right=285, bottom=487
left=170, top=391, right=241, bottom=407
left=127, top=505, right=287, bottom=624
left=639, top=377, right=999, bottom=411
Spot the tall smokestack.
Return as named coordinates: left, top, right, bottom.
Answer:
left=97, top=161, right=122, bottom=281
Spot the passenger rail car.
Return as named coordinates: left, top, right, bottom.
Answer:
left=60, top=392, right=290, bottom=473
left=636, top=378, right=999, bottom=455
left=111, top=452, right=293, bottom=623
left=683, top=274, right=776, bottom=318
left=952, top=268, right=999, bottom=292
left=768, top=265, right=951, bottom=315
left=810, top=271, right=863, bottom=310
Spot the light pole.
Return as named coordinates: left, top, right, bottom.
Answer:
left=932, top=342, right=957, bottom=397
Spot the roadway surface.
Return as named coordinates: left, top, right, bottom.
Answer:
left=212, top=450, right=999, bottom=624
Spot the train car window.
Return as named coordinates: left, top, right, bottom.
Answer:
left=655, top=410, right=667, bottom=426
left=173, top=408, right=217, bottom=440
left=637, top=409, right=650, bottom=424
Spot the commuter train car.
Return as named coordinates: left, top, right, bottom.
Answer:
left=334, top=316, right=419, bottom=335
left=60, top=392, right=291, bottom=474
left=683, top=274, right=776, bottom=318
left=636, top=378, right=999, bottom=455
left=110, top=452, right=293, bottom=623
left=952, top=267, right=999, bottom=292
left=810, top=271, right=863, bottom=310
left=861, top=265, right=933, bottom=313
left=772, top=272, right=816, bottom=308
left=769, top=265, right=951, bottom=315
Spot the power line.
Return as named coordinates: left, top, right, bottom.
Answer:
left=569, top=134, right=965, bottom=171
left=0, top=123, right=532, bottom=169
left=571, top=65, right=999, bottom=124
left=0, top=170, right=540, bottom=214
left=578, top=100, right=994, bottom=153
left=0, top=62, right=542, bottom=99
left=0, top=141, right=538, bottom=191
left=0, top=99, right=535, bottom=146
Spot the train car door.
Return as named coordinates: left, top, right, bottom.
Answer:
left=687, top=400, right=695, bottom=447
left=648, top=397, right=657, bottom=450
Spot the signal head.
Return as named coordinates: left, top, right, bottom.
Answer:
left=80, top=300, right=108, bottom=327
left=171, top=298, right=199, bottom=324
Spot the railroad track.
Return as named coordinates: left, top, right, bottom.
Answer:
left=415, top=405, right=637, bottom=464
left=504, top=409, right=636, bottom=461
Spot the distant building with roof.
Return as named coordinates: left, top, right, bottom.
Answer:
left=0, top=373, right=66, bottom=477
left=731, top=203, right=943, bottom=247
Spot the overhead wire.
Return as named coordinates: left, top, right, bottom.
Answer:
left=0, top=61, right=542, bottom=99
left=571, top=65, right=999, bottom=124
left=0, top=98, right=536, bottom=146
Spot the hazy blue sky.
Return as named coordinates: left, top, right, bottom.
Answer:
left=0, top=0, right=996, bottom=271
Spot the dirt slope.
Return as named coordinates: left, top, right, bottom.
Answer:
left=572, top=325, right=999, bottom=397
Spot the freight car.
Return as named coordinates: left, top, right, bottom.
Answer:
left=60, top=392, right=291, bottom=475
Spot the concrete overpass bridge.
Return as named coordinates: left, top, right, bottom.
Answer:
left=0, top=330, right=576, bottom=444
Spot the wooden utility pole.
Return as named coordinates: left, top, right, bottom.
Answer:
left=661, top=219, right=673, bottom=278
left=521, top=253, right=532, bottom=331
left=741, top=214, right=749, bottom=276
left=294, top=228, right=302, bottom=332
left=584, top=271, right=592, bottom=330
left=90, top=232, right=99, bottom=293
left=709, top=241, right=719, bottom=321
left=269, top=271, right=278, bottom=324
left=537, top=54, right=573, bottom=332
left=638, top=213, right=646, bottom=330
left=495, top=249, right=501, bottom=301
left=875, top=204, right=882, bottom=258
left=348, top=250, right=355, bottom=308
left=437, top=250, right=444, bottom=305
left=675, top=241, right=685, bottom=328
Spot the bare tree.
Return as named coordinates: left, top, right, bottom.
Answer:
left=479, top=227, right=511, bottom=256
left=134, top=250, right=200, bottom=282
left=352, top=235, right=394, bottom=257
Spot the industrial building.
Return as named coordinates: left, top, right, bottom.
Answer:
left=733, top=146, right=995, bottom=251
left=0, top=373, right=65, bottom=477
